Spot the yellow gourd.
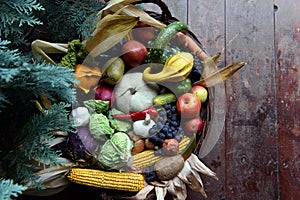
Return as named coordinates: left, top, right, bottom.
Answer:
left=143, top=52, right=194, bottom=82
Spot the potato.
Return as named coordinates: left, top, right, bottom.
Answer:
left=154, top=154, right=184, bottom=181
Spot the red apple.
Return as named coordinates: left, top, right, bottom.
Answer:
left=183, top=116, right=204, bottom=135
left=94, top=85, right=114, bottom=106
left=122, top=40, right=148, bottom=67
left=176, top=93, right=201, bottom=118
left=192, top=85, right=208, bottom=103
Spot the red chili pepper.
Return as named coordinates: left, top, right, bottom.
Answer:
left=112, top=107, right=158, bottom=121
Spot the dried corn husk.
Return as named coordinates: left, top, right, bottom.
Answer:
left=201, top=52, right=221, bottom=78
left=24, top=158, right=73, bottom=196
left=98, top=0, right=165, bottom=28
left=155, top=187, right=167, bottom=199
left=97, top=0, right=142, bottom=19
left=187, top=154, right=218, bottom=180
left=120, top=4, right=165, bottom=28
left=124, top=184, right=155, bottom=200
left=193, top=61, right=246, bottom=87
left=83, top=14, right=139, bottom=57
left=31, top=40, right=68, bottom=64
left=167, top=177, right=187, bottom=200
left=177, top=157, right=207, bottom=198
left=186, top=173, right=207, bottom=198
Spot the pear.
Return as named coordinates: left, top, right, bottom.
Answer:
left=103, top=57, right=125, bottom=85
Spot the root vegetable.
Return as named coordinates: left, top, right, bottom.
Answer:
left=154, top=154, right=184, bottom=181
left=162, top=139, right=179, bottom=156
left=132, top=139, right=145, bottom=154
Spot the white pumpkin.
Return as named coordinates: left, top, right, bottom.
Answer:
left=113, top=72, right=159, bottom=113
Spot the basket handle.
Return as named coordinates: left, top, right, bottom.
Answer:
left=135, top=0, right=173, bottom=23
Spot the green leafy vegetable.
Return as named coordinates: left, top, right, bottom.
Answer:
left=97, top=132, right=133, bottom=170
left=83, top=99, right=110, bottom=114
left=108, top=109, right=132, bottom=132
left=89, top=113, right=113, bottom=142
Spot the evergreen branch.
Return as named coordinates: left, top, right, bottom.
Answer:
left=18, top=14, right=43, bottom=27
left=0, top=179, right=27, bottom=200
left=5, top=103, right=73, bottom=187
left=0, top=92, right=9, bottom=110
left=0, top=62, right=75, bottom=103
left=0, top=41, right=75, bottom=103
left=5, top=0, right=44, bottom=15
left=0, top=0, right=44, bottom=44
left=38, top=0, right=105, bottom=41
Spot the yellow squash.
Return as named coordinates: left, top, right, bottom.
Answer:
left=143, top=52, right=194, bottom=82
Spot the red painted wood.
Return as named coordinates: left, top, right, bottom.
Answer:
left=275, top=0, right=300, bottom=199
left=224, top=0, right=278, bottom=199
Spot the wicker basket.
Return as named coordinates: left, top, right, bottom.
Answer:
left=27, top=0, right=240, bottom=199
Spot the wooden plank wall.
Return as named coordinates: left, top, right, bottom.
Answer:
left=275, top=0, right=300, bottom=199
left=187, top=1, right=226, bottom=199
left=161, top=0, right=300, bottom=199
left=224, top=1, right=278, bottom=199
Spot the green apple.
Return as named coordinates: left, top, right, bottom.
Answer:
left=192, top=85, right=208, bottom=103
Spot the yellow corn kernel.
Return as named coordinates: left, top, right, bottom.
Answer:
left=67, top=168, right=145, bottom=192
left=133, top=136, right=192, bottom=169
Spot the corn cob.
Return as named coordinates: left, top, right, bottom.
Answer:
left=133, top=135, right=193, bottom=169
left=67, top=168, right=145, bottom=192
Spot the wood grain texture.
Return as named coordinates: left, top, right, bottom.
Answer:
left=224, top=0, right=278, bottom=199
left=188, top=0, right=226, bottom=199
left=275, top=0, right=300, bottom=199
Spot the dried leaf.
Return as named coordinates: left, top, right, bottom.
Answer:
left=187, top=154, right=218, bottom=180
left=120, top=4, right=165, bottom=28
left=149, top=181, right=169, bottom=187
left=187, top=174, right=207, bottom=198
left=177, top=161, right=192, bottom=185
left=193, top=62, right=246, bottom=87
left=46, top=137, right=66, bottom=147
left=83, top=14, right=139, bottom=57
left=167, top=177, right=187, bottom=200
left=39, top=94, right=52, bottom=109
left=155, top=186, right=167, bottom=199
left=31, top=40, right=68, bottom=64
left=201, top=52, right=221, bottom=78
left=190, top=169, right=204, bottom=188
left=124, top=185, right=154, bottom=200
left=97, top=0, right=141, bottom=19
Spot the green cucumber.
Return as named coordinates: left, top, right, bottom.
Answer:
left=153, top=93, right=177, bottom=105
left=148, top=21, right=189, bottom=64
